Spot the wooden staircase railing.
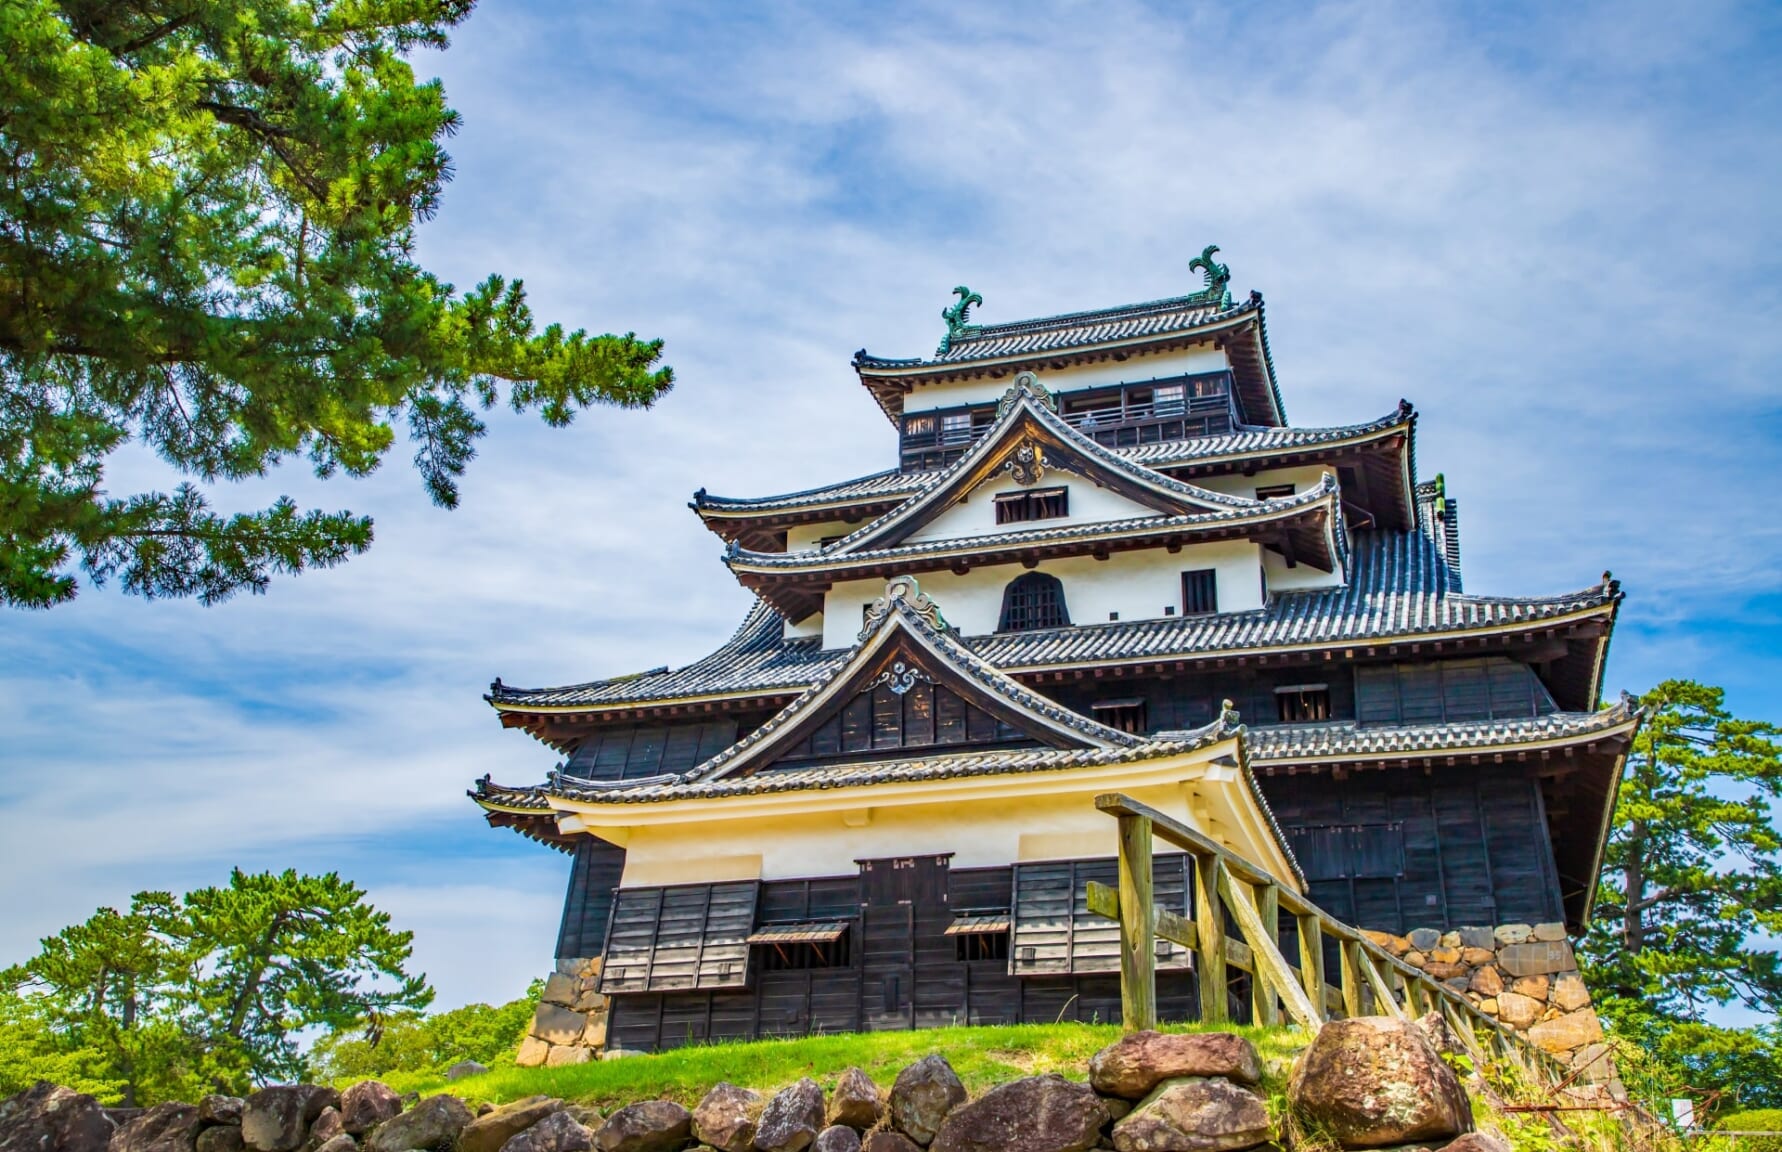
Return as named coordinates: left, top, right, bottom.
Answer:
left=1086, top=793, right=1569, bottom=1084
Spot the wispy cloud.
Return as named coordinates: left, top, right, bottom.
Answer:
left=2, top=0, right=1778, bottom=1009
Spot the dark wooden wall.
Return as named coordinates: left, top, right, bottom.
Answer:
left=604, top=857, right=1200, bottom=1052
left=1259, top=763, right=1564, bottom=933
left=1038, top=656, right=1552, bottom=733
left=564, top=720, right=739, bottom=782
left=556, top=838, right=626, bottom=959
left=772, top=682, right=1038, bottom=771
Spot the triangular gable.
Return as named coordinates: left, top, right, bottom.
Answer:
left=690, top=577, right=1140, bottom=782
left=829, top=374, right=1261, bottom=555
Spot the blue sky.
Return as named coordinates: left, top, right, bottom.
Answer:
left=3, top=0, right=1780, bottom=1018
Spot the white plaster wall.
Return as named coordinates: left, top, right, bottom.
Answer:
left=904, top=346, right=1230, bottom=414
left=613, top=778, right=1244, bottom=885
left=820, top=538, right=1264, bottom=648
left=784, top=611, right=824, bottom=641
left=1264, top=551, right=1345, bottom=592
left=786, top=520, right=856, bottom=552
left=905, top=474, right=1163, bottom=544
left=1191, top=464, right=1333, bottom=500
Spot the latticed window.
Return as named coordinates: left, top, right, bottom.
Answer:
left=994, top=487, right=1068, bottom=525
left=998, top=572, right=1069, bottom=632
left=1092, top=698, right=1148, bottom=734
left=1181, top=569, right=1218, bottom=615
left=1276, top=684, right=1331, bottom=723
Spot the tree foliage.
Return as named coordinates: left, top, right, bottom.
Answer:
left=308, top=981, right=538, bottom=1085
left=0, top=0, right=672, bottom=608
left=3, top=869, right=431, bottom=1102
left=1581, top=679, right=1782, bottom=1107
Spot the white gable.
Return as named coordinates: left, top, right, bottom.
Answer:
left=904, top=473, right=1166, bottom=545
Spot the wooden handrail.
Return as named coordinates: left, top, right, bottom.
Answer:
left=1087, top=792, right=1570, bottom=1084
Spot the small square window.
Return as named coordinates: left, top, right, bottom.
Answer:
left=905, top=415, right=935, bottom=436
left=995, top=487, right=1069, bottom=525
left=1276, top=685, right=1331, bottom=723
left=1092, top=699, right=1148, bottom=735
left=1181, top=569, right=1218, bottom=615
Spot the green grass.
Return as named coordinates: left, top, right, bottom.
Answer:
left=393, top=1022, right=1311, bottom=1116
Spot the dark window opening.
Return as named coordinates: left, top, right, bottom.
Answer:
left=1092, top=698, right=1148, bottom=734
left=999, top=572, right=1070, bottom=632
left=1181, top=569, right=1218, bottom=616
left=955, top=931, right=1010, bottom=962
left=994, top=487, right=1068, bottom=524
left=752, top=928, right=851, bottom=971
left=1276, top=685, right=1331, bottom=723
left=1255, top=483, right=1296, bottom=500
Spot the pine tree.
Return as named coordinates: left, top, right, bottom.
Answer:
left=0, top=0, right=672, bottom=608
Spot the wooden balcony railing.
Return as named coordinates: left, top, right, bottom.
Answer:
left=1086, top=792, right=1568, bottom=1086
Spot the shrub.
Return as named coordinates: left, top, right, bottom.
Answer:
left=1718, top=1110, right=1782, bottom=1152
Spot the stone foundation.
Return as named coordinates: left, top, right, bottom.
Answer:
left=1359, top=922, right=1619, bottom=1091
left=514, top=957, right=608, bottom=1068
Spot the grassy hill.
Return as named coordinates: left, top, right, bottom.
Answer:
left=390, top=1022, right=1311, bottom=1114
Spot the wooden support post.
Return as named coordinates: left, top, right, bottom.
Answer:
left=1405, top=977, right=1429, bottom=1017
left=1297, top=913, right=1326, bottom=1016
left=1357, top=949, right=1407, bottom=1021
left=1194, top=854, right=1227, bottom=1024
left=1216, top=868, right=1323, bottom=1031
left=1339, top=939, right=1362, bottom=1018
left=1442, top=1000, right=1490, bottom=1070
left=1250, top=882, right=1281, bottom=1026
left=1117, top=814, right=1156, bottom=1033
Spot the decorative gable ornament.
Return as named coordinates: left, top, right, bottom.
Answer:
left=996, top=371, right=1058, bottom=418
left=937, top=286, right=984, bottom=356
left=1004, top=440, right=1047, bottom=486
left=1186, top=244, right=1233, bottom=308
left=872, top=660, right=933, bottom=696
left=858, top=576, right=951, bottom=642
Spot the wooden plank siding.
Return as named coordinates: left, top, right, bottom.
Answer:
left=603, top=859, right=1201, bottom=1052
left=564, top=719, right=738, bottom=782
left=555, top=838, right=626, bottom=959
left=1261, top=763, right=1564, bottom=933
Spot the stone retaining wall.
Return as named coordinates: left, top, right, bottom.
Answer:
left=514, top=957, right=608, bottom=1068
left=1359, top=921, right=1618, bottom=1090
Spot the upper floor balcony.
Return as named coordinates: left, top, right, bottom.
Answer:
left=899, top=371, right=1238, bottom=472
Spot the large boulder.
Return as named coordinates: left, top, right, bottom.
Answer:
left=444, top=1062, right=489, bottom=1083
left=861, top=1136, right=921, bottom=1152
left=1438, top=1136, right=1510, bottom=1152
left=111, top=1103, right=201, bottom=1152
left=930, top=1075, right=1106, bottom=1152
left=242, top=1089, right=339, bottom=1152
left=503, top=1112, right=592, bottom=1152
left=593, top=1101, right=690, bottom=1152
left=889, top=1056, right=967, bottom=1147
left=754, top=1079, right=824, bottom=1152
left=363, top=1096, right=472, bottom=1152
left=693, top=1084, right=761, bottom=1152
left=310, top=1139, right=355, bottom=1152
left=532, top=1006, right=588, bottom=1048
left=1493, top=992, right=1542, bottom=1030
left=0, top=1084, right=116, bottom=1152
left=303, top=1109, right=345, bottom=1152
left=196, top=1128, right=245, bottom=1152
left=197, top=1099, right=243, bottom=1128
left=827, top=1069, right=882, bottom=1132
left=459, top=1097, right=562, bottom=1152
left=812, top=1128, right=860, bottom=1152
left=336, top=1085, right=399, bottom=1139
left=1289, top=1017, right=1472, bottom=1148
left=1527, top=1011, right=1604, bottom=1054
left=1089, top=1032, right=1262, bottom=1099
left=1110, top=1077, right=1271, bottom=1152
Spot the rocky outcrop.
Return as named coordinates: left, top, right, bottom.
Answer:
left=336, top=1085, right=399, bottom=1138
left=929, top=1075, right=1106, bottom=1152
left=889, top=1056, right=967, bottom=1147
left=196, top=1126, right=246, bottom=1152
left=1089, top=1031, right=1262, bottom=1098
left=812, top=1127, right=861, bottom=1152
left=111, top=1103, right=201, bottom=1152
left=826, top=1069, right=882, bottom=1132
left=861, top=1135, right=922, bottom=1152
left=503, top=1112, right=593, bottom=1152
left=242, top=1088, right=339, bottom=1152
left=1111, top=1077, right=1271, bottom=1152
left=1289, top=1018, right=1471, bottom=1148
left=753, top=1080, right=824, bottom=1152
left=693, top=1084, right=762, bottom=1152
left=459, top=1097, right=562, bottom=1152
left=197, top=1099, right=243, bottom=1128
left=592, top=1101, right=690, bottom=1152
left=363, top=1095, right=471, bottom=1152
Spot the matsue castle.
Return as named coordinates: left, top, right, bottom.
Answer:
left=473, top=250, right=1637, bottom=1068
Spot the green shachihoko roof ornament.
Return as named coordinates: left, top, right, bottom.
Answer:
left=1187, top=244, right=1233, bottom=307
left=937, top=285, right=984, bottom=355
